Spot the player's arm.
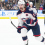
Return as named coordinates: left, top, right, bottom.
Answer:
left=33, top=8, right=37, bottom=14
left=28, top=11, right=37, bottom=26
left=17, top=15, right=24, bottom=27
left=17, top=15, right=24, bottom=33
left=29, top=14, right=36, bottom=20
left=28, top=11, right=36, bottom=20
left=31, top=9, right=38, bottom=26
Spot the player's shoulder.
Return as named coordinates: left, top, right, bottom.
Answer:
left=17, top=10, right=21, bottom=15
left=26, top=8, right=33, bottom=14
left=26, top=7, right=33, bottom=12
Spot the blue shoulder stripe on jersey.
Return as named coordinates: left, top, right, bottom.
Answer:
left=17, top=10, right=21, bottom=15
left=17, top=8, right=33, bottom=15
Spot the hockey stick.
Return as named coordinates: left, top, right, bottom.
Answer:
left=9, top=15, right=18, bottom=29
left=11, top=21, right=18, bottom=29
left=44, top=32, right=45, bottom=35
left=9, top=13, right=36, bottom=29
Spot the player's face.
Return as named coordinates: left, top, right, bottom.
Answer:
left=18, top=4, right=24, bottom=10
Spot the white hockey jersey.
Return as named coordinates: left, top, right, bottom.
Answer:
left=17, top=8, right=38, bottom=26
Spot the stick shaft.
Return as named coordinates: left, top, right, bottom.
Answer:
left=11, top=21, right=18, bottom=29
left=9, top=15, right=17, bottom=29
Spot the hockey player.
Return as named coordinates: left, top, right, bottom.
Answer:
left=29, top=2, right=37, bottom=14
left=17, top=0, right=45, bottom=45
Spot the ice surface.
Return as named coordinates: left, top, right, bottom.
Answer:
left=0, top=19, right=45, bottom=45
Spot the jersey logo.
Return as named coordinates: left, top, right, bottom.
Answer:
left=26, top=14, right=28, bottom=16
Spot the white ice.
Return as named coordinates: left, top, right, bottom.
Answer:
left=0, top=19, right=45, bottom=45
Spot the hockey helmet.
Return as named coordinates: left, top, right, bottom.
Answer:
left=18, top=0, right=25, bottom=5
left=29, top=2, right=33, bottom=5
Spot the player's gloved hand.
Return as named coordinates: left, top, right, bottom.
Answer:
left=17, top=26, right=22, bottom=33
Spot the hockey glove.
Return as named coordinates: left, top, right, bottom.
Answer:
left=17, top=26, right=22, bottom=33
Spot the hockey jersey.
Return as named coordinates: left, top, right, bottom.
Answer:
left=17, top=8, right=38, bottom=26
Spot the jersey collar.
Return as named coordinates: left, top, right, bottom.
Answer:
left=20, top=8, right=26, bottom=12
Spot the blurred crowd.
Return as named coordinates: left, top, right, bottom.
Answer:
left=0, top=0, right=19, bottom=10
left=0, top=0, right=45, bottom=10
left=39, top=0, right=45, bottom=10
